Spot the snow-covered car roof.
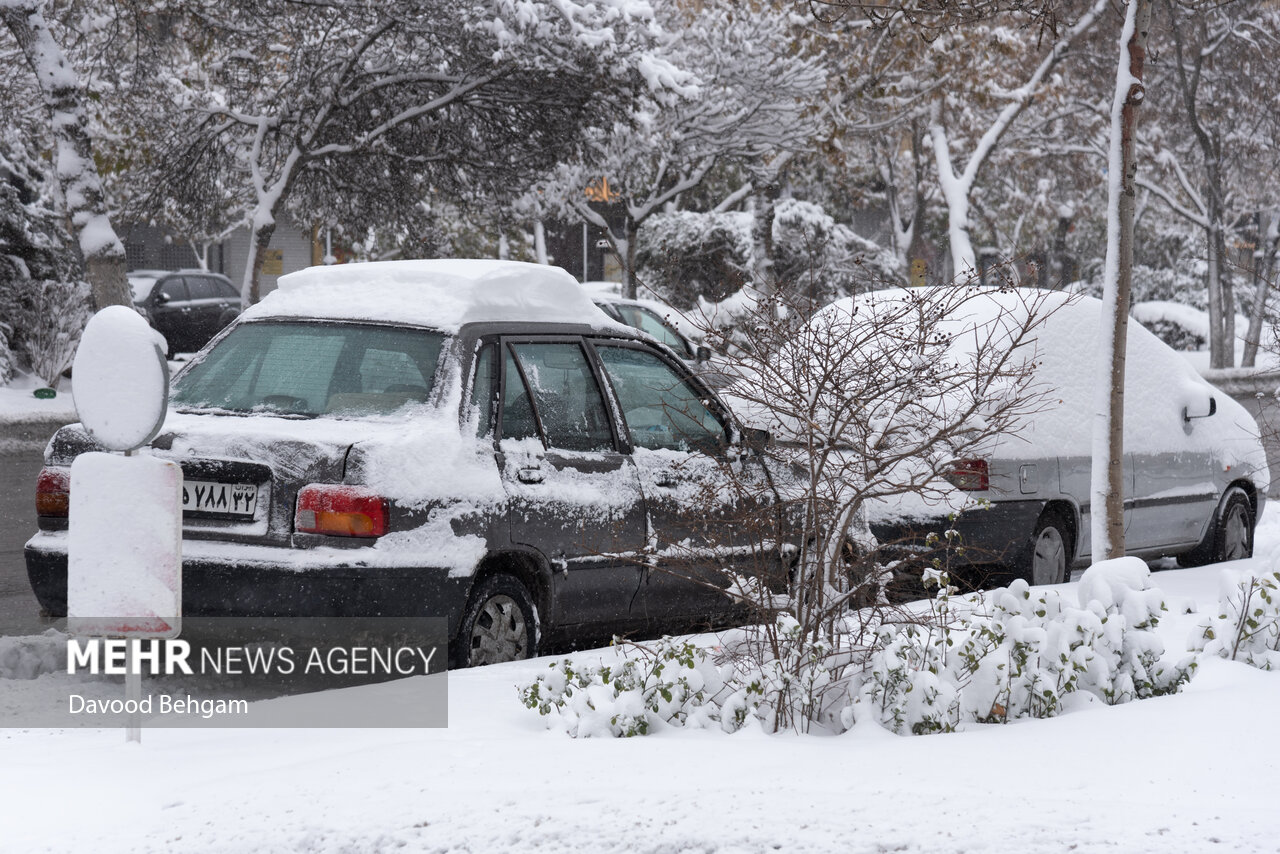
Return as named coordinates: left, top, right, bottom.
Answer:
left=245, top=260, right=624, bottom=333
left=735, top=286, right=1268, bottom=474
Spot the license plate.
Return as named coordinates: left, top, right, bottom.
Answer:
left=183, top=480, right=258, bottom=517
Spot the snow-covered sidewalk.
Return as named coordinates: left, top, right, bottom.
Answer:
left=3, top=550, right=1280, bottom=853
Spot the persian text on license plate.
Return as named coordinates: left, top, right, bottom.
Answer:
left=183, top=480, right=258, bottom=517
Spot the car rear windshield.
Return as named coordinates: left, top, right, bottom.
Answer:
left=171, top=321, right=447, bottom=418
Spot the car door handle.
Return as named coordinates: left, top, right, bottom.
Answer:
left=517, top=467, right=544, bottom=484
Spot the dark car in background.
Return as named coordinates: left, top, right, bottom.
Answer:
left=129, top=269, right=244, bottom=356
left=29, top=260, right=780, bottom=667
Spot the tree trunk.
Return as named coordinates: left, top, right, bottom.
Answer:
left=621, top=216, right=638, bottom=299
left=1243, top=213, right=1280, bottom=367
left=750, top=183, right=781, bottom=297
left=244, top=220, right=277, bottom=306
left=1093, top=0, right=1151, bottom=562
left=1, top=1, right=130, bottom=311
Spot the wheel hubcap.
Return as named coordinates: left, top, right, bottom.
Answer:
left=1032, top=526, right=1066, bottom=585
left=469, top=594, right=528, bottom=665
left=1222, top=505, right=1250, bottom=561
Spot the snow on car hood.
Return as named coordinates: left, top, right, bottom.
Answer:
left=246, top=259, right=626, bottom=333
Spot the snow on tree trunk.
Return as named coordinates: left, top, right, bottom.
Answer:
left=244, top=217, right=277, bottom=306
left=533, top=221, right=549, bottom=265
left=1, top=0, right=129, bottom=311
left=1092, top=0, right=1151, bottom=562
left=1242, top=213, right=1279, bottom=368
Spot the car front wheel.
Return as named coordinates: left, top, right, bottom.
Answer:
left=454, top=574, right=538, bottom=668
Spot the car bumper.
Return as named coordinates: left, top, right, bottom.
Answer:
left=868, top=499, right=1049, bottom=567
left=25, top=531, right=471, bottom=635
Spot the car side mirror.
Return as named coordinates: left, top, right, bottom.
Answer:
left=153, top=291, right=170, bottom=306
left=1183, top=395, right=1216, bottom=423
left=696, top=345, right=712, bottom=363
left=741, top=426, right=771, bottom=448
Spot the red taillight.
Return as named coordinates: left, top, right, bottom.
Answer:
left=295, top=484, right=388, bottom=538
left=945, top=458, right=989, bottom=492
left=36, top=466, right=70, bottom=517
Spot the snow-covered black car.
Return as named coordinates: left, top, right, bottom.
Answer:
left=27, top=260, right=776, bottom=666
left=129, top=269, right=245, bottom=357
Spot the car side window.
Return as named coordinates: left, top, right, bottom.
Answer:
left=502, top=349, right=539, bottom=441
left=595, top=344, right=725, bottom=453
left=158, top=277, right=189, bottom=303
left=470, top=343, right=496, bottom=438
left=214, top=278, right=240, bottom=300
left=508, top=342, right=614, bottom=452
left=186, top=277, right=217, bottom=300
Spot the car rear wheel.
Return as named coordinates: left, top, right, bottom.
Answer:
left=1023, top=509, right=1072, bottom=586
left=454, top=574, right=537, bottom=668
left=1178, top=487, right=1253, bottom=567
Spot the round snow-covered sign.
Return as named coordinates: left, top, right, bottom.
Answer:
left=72, top=305, right=169, bottom=452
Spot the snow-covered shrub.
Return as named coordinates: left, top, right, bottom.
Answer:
left=1192, top=566, right=1280, bottom=670
left=770, top=199, right=898, bottom=307
left=0, top=630, right=66, bottom=680
left=0, top=135, right=91, bottom=387
left=635, top=201, right=897, bottom=313
left=1074, top=263, right=1207, bottom=309
left=518, top=637, right=727, bottom=737
left=0, top=321, right=15, bottom=387
left=855, top=559, right=1194, bottom=735
left=636, top=210, right=753, bottom=309
left=19, top=279, right=92, bottom=388
left=517, top=617, right=852, bottom=736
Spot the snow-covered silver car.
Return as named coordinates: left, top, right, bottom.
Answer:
left=860, top=289, right=1270, bottom=584
left=27, top=261, right=774, bottom=666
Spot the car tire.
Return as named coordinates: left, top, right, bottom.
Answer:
left=1177, top=487, right=1253, bottom=567
left=453, top=574, right=538, bottom=668
left=1021, top=508, right=1072, bottom=586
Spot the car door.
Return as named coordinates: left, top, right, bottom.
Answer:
left=590, top=340, right=765, bottom=630
left=1058, top=453, right=1134, bottom=562
left=183, top=275, right=224, bottom=345
left=1127, top=396, right=1221, bottom=552
left=492, top=337, right=648, bottom=631
left=150, top=276, right=192, bottom=351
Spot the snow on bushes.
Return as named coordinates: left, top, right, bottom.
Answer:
left=635, top=200, right=898, bottom=313
left=860, top=559, right=1194, bottom=736
left=1193, top=564, right=1280, bottom=670
left=518, top=559, right=1197, bottom=737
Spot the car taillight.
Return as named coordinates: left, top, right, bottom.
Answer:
left=36, top=466, right=70, bottom=517
left=295, top=484, right=388, bottom=538
left=945, top=458, right=989, bottom=492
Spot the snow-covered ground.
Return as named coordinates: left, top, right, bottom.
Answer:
left=0, top=371, right=76, bottom=424
left=4, top=522, right=1280, bottom=853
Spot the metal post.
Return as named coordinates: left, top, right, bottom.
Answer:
left=582, top=222, right=589, bottom=282
left=125, top=640, right=141, bottom=744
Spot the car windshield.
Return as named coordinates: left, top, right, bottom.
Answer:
left=171, top=321, right=446, bottom=418
left=611, top=303, right=694, bottom=359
